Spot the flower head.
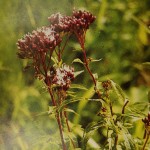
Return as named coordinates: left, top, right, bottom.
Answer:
left=48, top=13, right=72, bottom=32
left=48, top=10, right=96, bottom=34
left=52, top=64, right=74, bottom=90
left=17, top=26, right=62, bottom=78
left=142, top=112, right=150, bottom=126
left=17, top=26, right=61, bottom=59
left=72, top=10, right=96, bottom=32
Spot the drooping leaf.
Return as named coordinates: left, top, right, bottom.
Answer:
left=142, top=62, right=150, bottom=69
left=126, top=107, right=146, bottom=120
left=72, top=58, right=84, bottom=64
left=58, top=97, right=85, bottom=112
left=89, top=58, right=102, bottom=62
left=85, top=119, right=105, bottom=133
left=118, top=122, right=136, bottom=149
left=111, top=80, right=126, bottom=102
left=83, top=120, right=105, bottom=150
left=64, top=108, right=79, bottom=116
left=66, top=91, right=76, bottom=97
left=108, top=137, right=114, bottom=150
left=129, top=102, right=148, bottom=111
left=70, top=84, right=87, bottom=90
left=51, top=56, right=58, bottom=64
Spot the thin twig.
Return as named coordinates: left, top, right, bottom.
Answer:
left=142, top=133, right=150, bottom=150
left=114, top=135, right=118, bottom=149
left=109, top=102, right=113, bottom=117
left=64, top=110, right=76, bottom=149
left=61, top=34, right=71, bottom=55
left=80, top=43, right=102, bottom=99
left=121, top=100, right=129, bottom=120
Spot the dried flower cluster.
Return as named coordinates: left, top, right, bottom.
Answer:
left=17, top=27, right=61, bottom=59
left=102, top=80, right=112, bottom=90
left=48, top=10, right=96, bottom=35
left=52, top=64, right=74, bottom=90
left=142, top=112, right=150, bottom=128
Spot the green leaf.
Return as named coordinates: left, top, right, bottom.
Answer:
left=83, top=120, right=105, bottom=149
left=70, top=84, right=87, bottom=90
left=129, top=102, right=148, bottom=111
left=66, top=91, right=76, bottom=97
left=58, top=97, right=85, bottom=112
left=118, top=122, right=136, bottom=149
left=123, top=133, right=136, bottom=150
left=51, top=56, right=58, bottom=64
left=64, top=108, right=79, bottom=116
left=111, top=80, right=126, bottom=102
left=72, top=58, right=84, bottom=64
left=74, top=70, right=84, bottom=77
left=85, top=120, right=105, bottom=133
left=108, top=137, right=114, bottom=150
left=48, top=106, right=56, bottom=116
left=90, top=58, right=102, bottom=62
left=142, top=62, right=150, bottom=69
left=126, top=107, right=146, bottom=119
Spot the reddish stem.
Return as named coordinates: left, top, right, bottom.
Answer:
left=82, top=48, right=96, bottom=86
left=80, top=41, right=102, bottom=98
left=61, top=34, right=71, bottom=55
left=142, top=133, right=150, bottom=150
left=42, top=50, right=67, bottom=150
left=46, top=79, right=67, bottom=150
left=64, top=111, right=76, bottom=149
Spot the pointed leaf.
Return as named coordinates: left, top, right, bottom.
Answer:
left=72, top=58, right=84, bottom=64
left=142, top=62, right=150, bottom=69
left=111, top=80, right=126, bottom=102
left=64, top=108, right=79, bottom=116
left=74, top=70, right=84, bottom=77
left=90, top=58, right=102, bottom=62
left=70, top=84, right=87, bottom=90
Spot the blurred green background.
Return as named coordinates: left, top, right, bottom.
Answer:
left=0, top=0, right=150, bottom=149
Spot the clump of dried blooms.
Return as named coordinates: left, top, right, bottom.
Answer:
left=48, top=10, right=96, bottom=35
left=72, top=10, right=96, bottom=33
left=17, top=27, right=61, bottom=59
left=142, top=112, right=150, bottom=128
left=48, top=13, right=73, bottom=32
left=102, top=80, right=112, bottom=91
left=17, top=26, right=62, bottom=77
left=52, top=64, right=74, bottom=90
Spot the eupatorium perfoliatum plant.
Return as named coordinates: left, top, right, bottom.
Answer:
left=17, top=10, right=150, bottom=150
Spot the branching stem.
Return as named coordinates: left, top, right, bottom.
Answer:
left=121, top=100, right=129, bottom=120
left=80, top=42, right=102, bottom=98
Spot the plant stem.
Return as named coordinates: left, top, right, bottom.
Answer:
left=114, top=135, right=118, bottom=149
left=109, top=102, right=113, bottom=116
left=64, top=110, right=76, bottom=149
left=61, top=34, right=71, bottom=55
left=121, top=100, right=129, bottom=119
left=142, top=133, right=150, bottom=150
left=81, top=44, right=102, bottom=98
left=57, top=113, right=67, bottom=150
left=46, top=77, right=67, bottom=150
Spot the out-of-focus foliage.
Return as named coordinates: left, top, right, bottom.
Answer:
left=0, top=0, right=149, bottom=149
